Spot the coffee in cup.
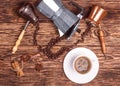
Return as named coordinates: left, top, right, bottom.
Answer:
left=73, top=56, right=91, bottom=74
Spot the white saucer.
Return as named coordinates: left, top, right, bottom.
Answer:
left=63, top=47, right=99, bottom=84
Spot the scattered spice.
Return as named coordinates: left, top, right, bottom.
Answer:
left=35, top=63, right=43, bottom=72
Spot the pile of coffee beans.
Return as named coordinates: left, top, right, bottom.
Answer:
left=32, top=21, right=92, bottom=59
left=38, top=35, right=72, bottom=59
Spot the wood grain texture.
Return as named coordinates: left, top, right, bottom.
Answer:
left=0, top=0, right=120, bottom=86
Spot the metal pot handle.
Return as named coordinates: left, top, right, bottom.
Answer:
left=68, top=1, right=84, bottom=15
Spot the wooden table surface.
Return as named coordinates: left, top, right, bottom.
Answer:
left=0, top=0, right=120, bottom=86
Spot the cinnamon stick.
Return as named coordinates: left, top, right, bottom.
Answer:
left=11, top=61, right=24, bottom=77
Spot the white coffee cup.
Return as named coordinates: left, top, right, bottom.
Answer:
left=63, top=47, right=99, bottom=84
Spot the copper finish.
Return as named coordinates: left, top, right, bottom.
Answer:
left=88, top=5, right=107, bottom=26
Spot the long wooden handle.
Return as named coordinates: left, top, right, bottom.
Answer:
left=12, top=30, right=25, bottom=54
left=99, top=29, right=106, bottom=54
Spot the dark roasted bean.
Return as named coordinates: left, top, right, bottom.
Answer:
left=35, top=63, right=43, bottom=72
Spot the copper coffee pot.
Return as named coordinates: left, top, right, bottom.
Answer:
left=86, top=5, right=108, bottom=59
left=87, top=5, right=107, bottom=26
